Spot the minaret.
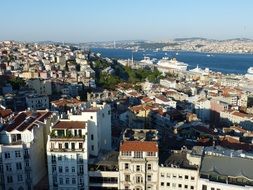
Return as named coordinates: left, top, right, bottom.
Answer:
left=131, top=52, right=134, bottom=65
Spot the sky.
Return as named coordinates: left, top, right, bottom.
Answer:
left=1, top=0, right=253, bottom=42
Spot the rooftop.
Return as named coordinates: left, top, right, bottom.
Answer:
left=1, top=111, right=52, bottom=132
left=123, top=128, right=158, bottom=141
left=200, top=155, right=253, bottom=181
left=52, top=120, right=86, bottom=129
left=120, top=141, right=158, bottom=152
left=160, top=149, right=199, bottom=170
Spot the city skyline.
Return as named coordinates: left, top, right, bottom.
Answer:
left=1, top=0, right=253, bottom=43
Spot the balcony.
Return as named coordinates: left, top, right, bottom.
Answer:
left=25, top=166, right=31, bottom=171
left=24, top=154, right=30, bottom=159
left=26, top=178, right=32, bottom=184
left=50, top=148, right=85, bottom=152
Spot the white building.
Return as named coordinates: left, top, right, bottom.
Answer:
left=0, top=110, right=57, bottom=190
left=27, top=78, right=52, bottom=95
left=26, top=94, right=49, bottom=110
left=158, top=147, right=202, bottom=190
left=118, top=129, right=159, bottom=190
left=194, top=98, right=211, bottom=123
left=47, top=120, right=89, bottom=190
left=199, top=152, right=253, bottom=190
left=68, top=102, right=112, bottom=156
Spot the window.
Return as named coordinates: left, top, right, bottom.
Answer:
left=66, top=178, right=69, bottom=184
left=211, top=188, right=215, bottom=190
left=72, top=178, right=76, bottom=184
left=58, top=155, right=62, bottom=161
left=185, top=185, right=188, bottom=189
left=65, top=143, right=68, bottom=149
left=7, top=176, right=13, bottom=183
left=190, top=186, right=194, bottom=190
left=179, top=175, right=183, bottom=179
left=90, top=116, right=93, bottom=119
left=185, top=175, right=189, bottom=180
left=172, top=183, right=176, bottom=188
left=91, top=145, right=94, bottom=151
left=17, top=175, right=23, bottom=182
left=191, top=176, right=195, bottom=180
left=6, top=164, right=12, bottom=171
left=5, top=152, right=10, bottom=159
left=136, top=165, right=140, bottom=171
left=136, top=176, right=143, bottom=183
left=160, top=182, right=164, bottom=186
left=16, top=162, right=22, bottom=170
left=15, top=151, right=21, bottom=158
left=125, top=163, right=129, bottom=170
left=51, top=155, right=56, bottom=162
left=134, top=151, right=143, bottom=158
left=79, top=143, right=83, bottom=149
left=147, top=164, right=152, bottom=170
left=202, top=185, right=207, bottom=190
left=71, top=143, right=75, bottom=150
left=72, top=167, right=75, bottom=173
left=161, top=173, right=165, bottom=177
left=178, top=184, right=182, bottom=188
left=52, top=165, right=56, bottom=172
left=125, top=186, right=129, bottom=190
left=108, top=110, right=111, bottom=115
left=58, top=166, right=63, bottom=173
left=59, top=178, right=63, bottom=185
left=167, top=173, right=171, bottom=178
left=147, top=175, right=151, bottom=181
left=147, top=152, right=156, bottom=156
left=65, top=166, right=69, bottom=173
left=122, top=151, right=131, bottom=156
left=167, top=182, right=170, bottom=187
left=91, top=134, right=94, bottom=140
left=173, top=174, right=177, bottom=178
left=125, top=174, right=130, bottom=182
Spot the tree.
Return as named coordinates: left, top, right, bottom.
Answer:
left=9, top=77, right=25, bottom=90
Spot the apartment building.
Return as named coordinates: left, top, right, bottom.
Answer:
left=158, top=147, right=202, bottom=190
left=68, top=102, right=112, bottom=156
left=118, top=129, right=159, bottom=190
left=0, top=110, right=57, bottom=190
left=27, top=78, right=52, bottom=95
left=47, top=120, right=89, bottom=190
left=26, top=94, right=49, bottom=110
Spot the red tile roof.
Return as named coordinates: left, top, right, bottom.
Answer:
left=51, top=98, right=83, bottom=107
left=120, top=141, right=158, bottom=152
left=53, top=121, right=86, bottom=129
left=2, top=111, right=52, bottom=132
left=0, top=108, right=12, bottom=118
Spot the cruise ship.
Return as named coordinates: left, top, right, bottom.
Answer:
left=245, top=67, right=253, bottom=80
left=140, top=56, right=154, bottom=65
left=157, top=57, right=188, bottom=71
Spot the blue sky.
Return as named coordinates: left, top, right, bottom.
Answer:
left=1, top=0, right=253, bottom=42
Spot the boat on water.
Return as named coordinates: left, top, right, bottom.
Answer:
left=189, top=65, right=210, bottom=75
left=140, top=56, right=154, bottom=65
left=157, top=57, right=188, bottom=71
left=245, top=67, right=253, bottom=80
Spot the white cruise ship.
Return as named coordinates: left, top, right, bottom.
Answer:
left=189, top=65, right=210, bottom=75
left=157, top=57, right=188, bottom=71
left=245, top=67, right=253, bottom=80
left=140, top=56, right=154, bottom=65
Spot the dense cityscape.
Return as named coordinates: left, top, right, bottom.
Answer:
left=1, top=1, right=253, bottom=190
left=0, top=40, right=253, bottom=190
